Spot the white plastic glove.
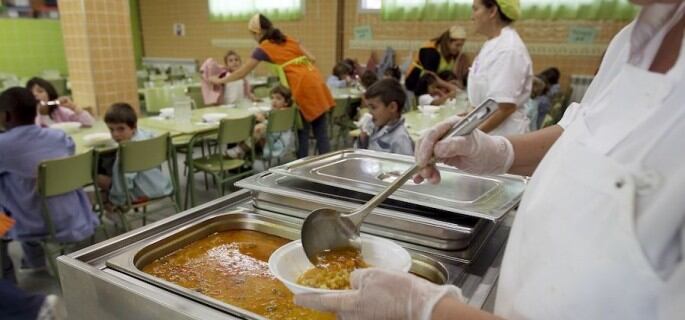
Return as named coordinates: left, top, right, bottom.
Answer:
left=414, top=116, right=514, bottom=184
left=295, top=268, right=462, bottom=320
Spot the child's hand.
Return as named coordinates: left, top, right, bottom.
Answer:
left=58, top=96, right=82, bottom=113
left=255, top=112, right=266, bottom=122
left=0, top=213, right=16, bottom=237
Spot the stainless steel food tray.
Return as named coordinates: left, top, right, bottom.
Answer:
left=106, top=211, right=454, bottom=320
left=237, top=171, right=484, bottom=250
left=269, top=149, right=526, bottom=221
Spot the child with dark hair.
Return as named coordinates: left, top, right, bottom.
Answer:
left=355, top=79, right=414, bottom=155
left=0, top=87, right=98, bottom=275
left=538, top=67, right=561, bottom=98
left=327, top=62, right=354, bottom=89
left=360, top=70, right=379, bottom=90
left=98, top=103, right=172, bottom=206
left=26, top=77, right=94, bottom=127
left=417, top=73, right=456, bottom=106
left=383, top=65, right=402, bottom=81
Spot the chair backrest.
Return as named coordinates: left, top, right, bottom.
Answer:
left=38, top=151, right=94, bottom=197
left=267, top=107, right=297, bottom=133
left=187, top=86, right=207, bottom=109
left=252, top=85, right=272, bottom=99
left=143, top=87, right=172, bottom=113
left=119, top=133, right=170, bottom=173
left=331, top=97, right=350, bottom=119
left=217, top=116, right=255, bottom=145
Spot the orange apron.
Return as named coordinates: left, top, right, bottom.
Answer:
left=259, top=37, right=334, bottom=122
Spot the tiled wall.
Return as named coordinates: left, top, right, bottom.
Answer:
left=138, top=0, right=338, bottom=79
left=343, top=1, right=630, bottom=89
left=60, top=0, right=138, bottom=116
left=0, top=19, right=67, bottom=77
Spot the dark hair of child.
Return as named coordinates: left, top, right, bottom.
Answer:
left=270, top=85, right=293, bottom=107
left=363, top=78, right=407, bottom=113
left=0, top=87, right=38, bottom=124
left=437, top=70, right=458, bottom=82
left=360, top=70, right=379, bottom=89
left=332, top=62, right=353, bottom=79
left=416, top=73, right=439, bottom=96
left=104, top=102, right=138, bottom=129
left=538, top=67, right=561, bottom=85
left=383, top=66, right=402, bottom=81
left=25, top=77, right=58, bottom=101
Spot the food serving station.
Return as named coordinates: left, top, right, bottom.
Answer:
left=58, top=150, right=526, bottom=320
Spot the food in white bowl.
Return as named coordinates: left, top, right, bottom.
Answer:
left=268, top=234, right=412, bottom=295
left=82, top=132, right=115, bottom=147
left=201, top=112, right=228, bottom=123
left=418, top=105, right=441, bottom=114
left=49, top=122, right=81, bottom=133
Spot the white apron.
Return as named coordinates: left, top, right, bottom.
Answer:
left=495, top=61, right=676, bottom=319
left=467, top=64, right=529, bottom=136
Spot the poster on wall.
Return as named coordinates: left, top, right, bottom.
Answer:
left=568, top=26, right=598, bottom=44
left=354, top=25, right=373, bottom=40
left=173, top=23, right=186, bottom=37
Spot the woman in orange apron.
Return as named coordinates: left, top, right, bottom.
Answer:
left=211, top=14, right=334, bottom=158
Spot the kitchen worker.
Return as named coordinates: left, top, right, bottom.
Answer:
left=295, top=0, right=685, bottom=319
left=468, top=0, right=532, bottom=135
left=405, top=26, right=470, bottom=94
left=210, top=14, right=334, bottom=158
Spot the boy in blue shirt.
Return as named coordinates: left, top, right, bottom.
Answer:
left=96, top=103, right=173, bottom=207
left=355, top=79, right=414, bottom=156
left=0, top=87, right=98, bottom=276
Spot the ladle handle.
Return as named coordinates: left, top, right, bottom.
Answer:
left=345, top=98, right=499, bottom=227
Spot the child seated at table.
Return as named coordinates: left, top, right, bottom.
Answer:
left=354, top=79, right=414, bottom=156
left=416, top=73, right=456, bottom=106
left=0, top=87, right=98, bottom=275
left=383, top=66, right=412, bottom=113
left=222, top=50, right=256, bottom=104
left=26, top=77, right=94, bottom=128
left=327, top=62, right=354, bottom=89
left=97, top=103, right=173, bottom=207
left=225, top=85, right=294, bottom=160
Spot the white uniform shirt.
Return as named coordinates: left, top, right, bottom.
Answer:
left=496, top=3, right=685, bottom=318
left=558, top=3, right=685, bottom=282
left=468, top=26, right=532, bottom=135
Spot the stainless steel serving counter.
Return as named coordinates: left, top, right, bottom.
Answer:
left=58, top=189, right=511, bottom=320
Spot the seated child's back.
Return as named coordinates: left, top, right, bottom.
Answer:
left=0, top=87, right=97, bottom=242
left=103, top=103, right=172, bottom=206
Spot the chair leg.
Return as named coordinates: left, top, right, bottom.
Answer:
left=142, top=206, right=147, bottom=226
left=41, top=242, right=61, bottom=283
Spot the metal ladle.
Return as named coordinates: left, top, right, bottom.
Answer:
left=301, top=98, right=498, bottom=264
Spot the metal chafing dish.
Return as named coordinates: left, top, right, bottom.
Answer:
left=57, top=150, right=525, bottom=320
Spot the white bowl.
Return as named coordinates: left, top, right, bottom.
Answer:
left=83, top=132, right=114, bottom=147
left=418, top=105, right=440, bottom=114
left=49, top=122, right=81, bottom=133
left=268, top=234, right=412, bottom=295
left=201, top=112, right=228, bottom=123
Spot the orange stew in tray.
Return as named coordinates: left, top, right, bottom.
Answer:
left=142, top=230, right=333, bottom=320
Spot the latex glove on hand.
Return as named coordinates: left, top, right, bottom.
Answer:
left=414, top=116, right=514, bottom=184
left=295, top=268, right=462, bottom=320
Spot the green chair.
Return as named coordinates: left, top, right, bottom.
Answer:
left=329, top=97, right=355, bottom=149
left=142, top=87, right=171, bottom=114
left=187, top=85, right=207, bottom=109
left=262, top=107, right=297, bottom=168
left=37, top=150, right=105, bottom=278
left=111, top=133, right=181, bottom=231
left=185, top=116, right=256, bottom=208
left=252, top=85, right=272, bottom=99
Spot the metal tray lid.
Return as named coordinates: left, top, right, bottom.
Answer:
left=268, top=149, right=527, bottom=221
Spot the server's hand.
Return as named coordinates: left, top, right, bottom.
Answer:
left=295, top=268, right=462, bottom=320
left=414, top=116, right=514, bottom=184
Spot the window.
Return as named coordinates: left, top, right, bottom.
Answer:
left=380, top=0, right=638, bottom=21
left=208, top=0, right=303, bottom=22
left=360, top=0, right=382, bottom=12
